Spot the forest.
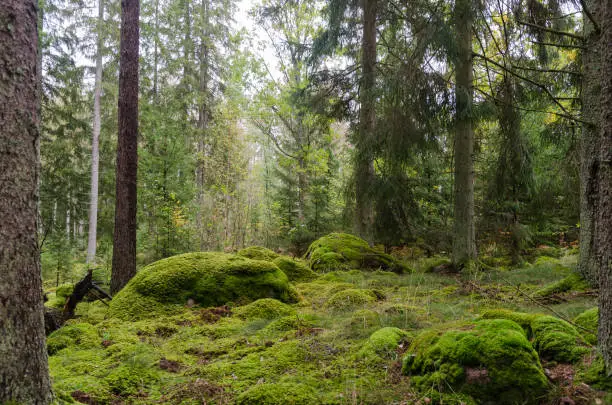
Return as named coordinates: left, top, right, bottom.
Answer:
left=0, top=0, right=611, bottom=403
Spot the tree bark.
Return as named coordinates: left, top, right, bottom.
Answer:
left=578, top=0, right=603, bottom=287
left=87, top=0, right=104, bottom=265
left=0, top=0, right=52, bottom=402
left=597, top=0, right=612, bottom=374
left=354, top=0, right=377, bottom=241
left=452, top=0, right=477, bottom=268
left=111, top=0, right=140, bottom=295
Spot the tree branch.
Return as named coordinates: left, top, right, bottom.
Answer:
left=511, top=65, right=582, bottom=76
left=517, top=20, right=585, bottom=41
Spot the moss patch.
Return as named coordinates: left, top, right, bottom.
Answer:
left=358, top=327, right=409, bottom=361
left=107, top=252, right=297, bottom=320
left=273, top=256, right=317, bottom=282
left=236, top=382, right=318, bottom=405
left=402, top=319, right=548, bottom=404
left=573, top=307, right=598, bottom=345
left=324, top=288, right=377, bottom=311
left=234, top=298, right=296, bottom=320
left=535, top=272, right=590, bottom=297
left=237, top=246, right=280, bottom=261
left=47, top=323, right=100, bottom=355
left=305, top=233, right=409, bottom=273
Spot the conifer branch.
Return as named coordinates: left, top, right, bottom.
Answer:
left=517, top=20, right=585, bottom=41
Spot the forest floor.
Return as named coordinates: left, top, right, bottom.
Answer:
left=46, top=250, right=610, bottom=404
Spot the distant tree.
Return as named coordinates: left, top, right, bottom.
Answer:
left=0, top=0, right=52, bottom=402
left=452, top=0, right=477, bottom=268
left=111, top=0, right=140, bottom=294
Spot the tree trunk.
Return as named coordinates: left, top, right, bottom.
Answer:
left=578, top=0, right=602, bottom=287
left=597, top=0, right=612, bottom=374
left=0, top=0, right=52, bottom=402
left=87, top=0, right=104, bottom=265
left=354, top=0, right=377, bottom=241
left=452, top=0, right=477, bottom=268
left=111, top=0, right=140, bottom=295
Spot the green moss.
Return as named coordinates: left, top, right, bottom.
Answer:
left=421, top=256, right=452, bottom=273
left=237, top=382, right=318, bottom=405
left=273, top=256, right=317, bottom=282
left=531, top=315, right=590, bottom=362
left=573, top=307, right=598, bottom=345
left=52, top=375, right=112, bottom=403
left=577, top=355, right=612, bottom=391
left=533, top=256, right=568, bottom=273
left=324, top=288, right=377, bottom=311
left=261, top=315, right=308, bottom=334
left=234, top=298, right=296, bottom=320
left=535, top=272, right=590, bottom=297
left=402, top=319, right=548, bottom=404
left=350, top=309, right=381, bottom=330
left=47, top=323, right=100, bottom=355
left=55, top=283, right=74, bottom=300
left=305, top=233, right=409, bottom=273
left=104, top=364, right=160, bottom=395
left=107, top=252, right=297, bottom=320
left=237, top=246, right=280, bottom=261
left=481, top=309, right=590, bottom=363
left=358, top=327, right=409, bottom=361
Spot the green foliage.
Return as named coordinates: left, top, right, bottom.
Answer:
left=402, top=319, right=549, bottom=404
left=305, top=233, right=409, bottom=273
left=108, top=252, right=298, bottom=320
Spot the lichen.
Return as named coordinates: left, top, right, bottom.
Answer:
left=305, top=233, right=409, bottom=273
left=273, top=256, right=317, bottom=282
left=237, top=246, right=280, bottom=261
left=402, top=319, right=549, bottom=404
left=236, top=382, right=318, bottom=405
left=107, top=252, right=297, bottom=320
left=324, top=288, right=377, bottom=311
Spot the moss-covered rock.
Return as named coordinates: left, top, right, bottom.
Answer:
left=577, top=354, right=612, bottom=391
left=237, top=246, right=280, bottom=261
left=535, top=272, right=590, bottom=297
left=234, top=298, right=296, bottom=320
left=47, top=323, right=100, bottom=355
left=324, top=288, right=377, bottom=311
left=358, top=327, right=409, bottom=360
left=305, top=233, right=409, bottom=273
left=107, top=252, right=298, bottom=320
left=402, top=319, right=549, bottom=404
left=481, top=309, right=590, bottom=363
left=273, top=256, right=317, bottom=282
left=236, top=382, right=318, bottom=405
left=574, top=307, right=598, bottom=345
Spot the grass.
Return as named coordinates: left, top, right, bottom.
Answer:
left=47, top=251, right=607, bottom=404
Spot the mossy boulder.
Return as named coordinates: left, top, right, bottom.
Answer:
left=573, top=307, right=598, bottom=345
left=358, top=327, right=409, bottom=360
left=535, top=272, right=590, bottom=297
left=108, top=252, right=298, bottom=320
left=272, top=256, right=317, bottom=282
left=47, top=323, right=100, bottom=355
left=324, top=288, right=377, bottom=311
left=481, top=309, right=590, bottom=363
left=305, top=233, right=409, bottom=273
left=237, top=382, right=318, bottom=405
left=237, top=246, right=280, bottom=261
left=402, top=319, right=549, bottom=404
left=234, top=298, right=296, bottom=320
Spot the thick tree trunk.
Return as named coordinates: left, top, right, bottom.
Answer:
left=354, top=0, right=377, bottom=241
left=111, top=0, right=140, bottom=295
left=578, top=0, right=602, bottom=287
left=0, top=0, right=52, bottom=402
left=87, top=0, right=104, bottom=265
left=597, top=0, right=612, bottom=374
left=452, top=0, right=477, bottom=268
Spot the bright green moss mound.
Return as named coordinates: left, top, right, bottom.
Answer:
left=47, top=323, right=100, bottom=355
left=235, top=298, right=296, bottom=320
left=574, top=307, right=598, bottom=345
left=273, top=256, right=317, bottom=282
left=324, top=288, right=377, bottom=311
left=305, top=232, right=409, bottom=273
left=108, top=252, right=298, bottom=320
left=359, top=327, right=409, bottom=360
left=481, top=309, right=590, bottom=363
left=402, top=319, right=548, bottom=404
left=237, top=246, right=280, bottom=261
left=236, top=382, right=318, bottom=405
left=535, top=272, right=590, bottom=297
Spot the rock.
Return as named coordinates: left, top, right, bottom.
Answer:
left=402, top=319, right=549, bottom=404
left=272, top=256, right=317, bottom=282
left=305, top=232, right=409, bottom=273
left=107, top=252, right=298, bottom=320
